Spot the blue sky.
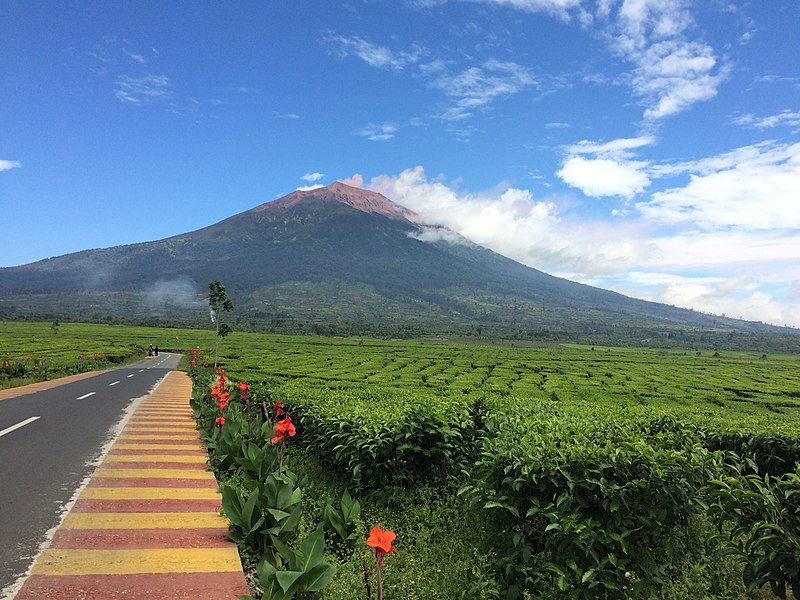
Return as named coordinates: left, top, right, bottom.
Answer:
left=2, top=1, right=799, bottom=326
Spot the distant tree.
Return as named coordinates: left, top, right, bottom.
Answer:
left=51, top=319, right=59, bottom=335
left=208, top=280, right=234, bottom=367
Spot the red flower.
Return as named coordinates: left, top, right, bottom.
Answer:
left=237, top=381, right=250, bottom=392
left=367, top=526, right=397, bottom=556
left=270, top=416, right=296, bottom=444
left=2, top=360, right=8, bottom=368
left=215, top=416, right=225, bottom=428
left=274, top=401, right=286, bottom=416
left=216, top=399, right=229, bottom=410
left=211, top=386, right=222, bottom=399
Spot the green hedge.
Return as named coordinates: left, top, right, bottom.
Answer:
left=464, top=402, right=719, bottom=597
left=276, top=381, right=474, bottom=488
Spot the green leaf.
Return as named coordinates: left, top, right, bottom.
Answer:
left=305, top=563, right=337, bottom=591
left=275, top=570, right=304, bottom=593
left=299, top=526, right=326, bottom=571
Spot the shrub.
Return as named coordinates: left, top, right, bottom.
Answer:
left=709, top=465, right=800, bottom=599
left=277, top=381, right=474, bottom=488
left=463, top=402, right=718, bottom=597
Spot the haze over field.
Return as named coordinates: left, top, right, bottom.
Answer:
left=2, top=1, right=799, bottom=326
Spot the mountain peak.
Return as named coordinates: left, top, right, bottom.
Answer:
left=257, top=181, right=417, bottom=223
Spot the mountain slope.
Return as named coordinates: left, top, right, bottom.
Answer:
left=1, top=182, right=796, bottom=349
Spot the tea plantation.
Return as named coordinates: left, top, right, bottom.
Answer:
left=3, top=321, right=799, bottom=598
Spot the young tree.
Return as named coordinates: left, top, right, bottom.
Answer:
left=208, top=280, right=234, bottom=367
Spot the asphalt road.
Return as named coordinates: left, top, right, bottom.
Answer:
left=0, top=353, right=182, bottom=595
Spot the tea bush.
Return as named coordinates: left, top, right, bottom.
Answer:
left=463, top=402, right=721, bottom=598
left=276, top=381, right=475, bottom=488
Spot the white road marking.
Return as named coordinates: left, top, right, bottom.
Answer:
left=139, top=369, right=144, bottom=373
left=127, top=374, right=134, bottom=378
left=0, top=416, right=41, bottom=439
left=76, top=392, right=96, bottom=400
left=109, top=381, right=120, bottom=386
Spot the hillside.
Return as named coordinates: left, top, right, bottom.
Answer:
left=1, top=182, right=797, bottom=349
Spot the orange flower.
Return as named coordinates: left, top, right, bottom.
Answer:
left=2, top=360, right=8, bottom=368
left=237, top=381, right=250, bottom=392
left=366, top=526, right=396, bottom=556
left=216, top=367, right=225, bottom=375
left=211, top=386, right=222, bottom=399
left=270, top=416, right=296, bottom=444
left=215, top=416, right=225, bottom=428
left=274, top=400, right=285, bottom=416
left=216, top=399, right=229, bottom=410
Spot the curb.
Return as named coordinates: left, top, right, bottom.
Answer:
left=13, top=371, right=249, bottom=599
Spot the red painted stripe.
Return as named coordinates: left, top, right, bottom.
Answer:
left=72, top=499, right=221, bottom=513
left=50, top=527, right=231, bottom=550
left=16, top=572, right=249, bottom=599
left=86, top=478, right=218, bottom=489
left=100, top=461, right=209, bottom=470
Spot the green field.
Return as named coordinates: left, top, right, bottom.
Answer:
left=4, top=322, right=799, bottom=597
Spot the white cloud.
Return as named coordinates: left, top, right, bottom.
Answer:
left=114, top=74, right=170, bottom=103
left=558, top=156, right=651, bottom=197
left=429, top=59, right=535, bottom=120
left=465, top=0, right=727, bottom=119
left=324, top=35, right=424, bottom=70
left=638, top=142, right=800, bottom=229
left=301, top=172, right=325, bottom=182
left=557, top=135, right=654, bottom=198
left=356, top=122, right=399, bottom=141
left=473, top=0, right=584, bottom=20
left=369, top=166, right=649, bottom=275
left=633, top=40, right=728, bottom=120
left=339, top=174, right=365, bottom=187
left=617, top=272, right=800, bottom=327
left=296, top=184, right=324, bottom=191
left=0, top=160, right=21, bottom=172
left=567, top=135, right=655, bottom=156
left=545, top=122, right=571, bottom=129
left=734, top=109, right=800, bottom=129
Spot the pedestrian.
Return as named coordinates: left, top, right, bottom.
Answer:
left=154, top=345, right=159, bottom=356
left=148, top=344, right=153, bottom=357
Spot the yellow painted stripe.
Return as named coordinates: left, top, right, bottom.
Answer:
left=80, top=487, right=220, bottom=500
left=125, top=422, right=197, bottom=433
left=106, top=454, right=207, bottom=464
left=113, top=444, right=203, bottom=451
left=129, top=417, right=195, bottom=422
left=63, top=512, right=228, bottom=530
left=94, top=468, right=214, bottom=480
left=118, top=433, right=199, bottom=439
left=31, top=547, right=241, bottom=575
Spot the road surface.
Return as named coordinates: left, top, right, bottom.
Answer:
left=0, top=353, right=182, bottom=595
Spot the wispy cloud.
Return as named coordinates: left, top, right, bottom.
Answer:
left=429, top=59, right=535, bottom=120
left=0, top=160, right=21, bottom=172
left=274, top=111, right=301, bottom=119
left=356, top=122, right=399, bottom=141
left=301, top=172, right=325, bottom=182
left=123, top=49, right=146, bottom=64
left=114, top=74, right=170, bottom=103
left=324, top=34, right=425, bottom=70
left=733, top=109, right=800, bottom=129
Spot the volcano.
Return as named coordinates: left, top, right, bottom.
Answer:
left=0, top=182, right=796, bottom=347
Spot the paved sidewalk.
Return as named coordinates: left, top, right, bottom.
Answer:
left=14, top=371, right=249, bottom=599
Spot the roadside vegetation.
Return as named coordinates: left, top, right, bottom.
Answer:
left=3, top=321, right=798, bottom=597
